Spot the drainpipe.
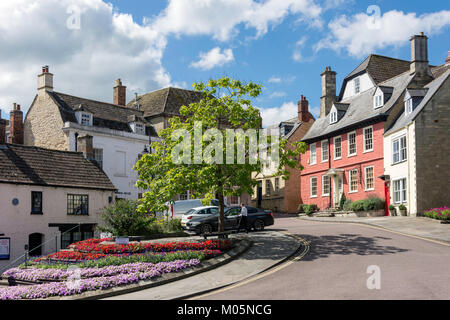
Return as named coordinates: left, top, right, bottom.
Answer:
left=74, top=132, right=78, bottom=152
left=328, top=137, right=332, bottom=208
left=406, top=122, right=412, bottom=216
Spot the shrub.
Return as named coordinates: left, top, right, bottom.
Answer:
left=339, top=193, right=346, bottom=210
left=349, top=200, right=365, bottom=212
left=424, top=206, right=450, bottom=220
left=98, top=200, right=154, bottom=236
left=304, top=204, right=318, bottom=215
left=343, top=199, right=352, bottom=211
left=363, top=197, right=385, bottom=211
left=389, top=204, right=395, bottom=210
left=399, top=204, right=407, bottom=211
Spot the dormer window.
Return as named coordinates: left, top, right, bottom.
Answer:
left=330, top=111, right=337, bottom=124
left=374, top=94, right=383, bottom=109
left=135, top=123, right=145, bottom=135
left=354, top=77, right=360, bottom=94
left=75, top=111, right=93, bottom=126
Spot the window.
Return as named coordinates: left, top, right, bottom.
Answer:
left=310, top=177, right=317, bottom=198
left=348, top=132, right=357, bottom=156
left=31, top=191, right=43, bottom=214
left=349, top=169, right=358, bottom=193
left=322, top=175, right=330, bottom=196
left=310, top=143, right=317, bottom=165
left=364, top=166, right=374, bottom=190
left=392, top=136, right=407, bottom=164
left=115, top=151, right=126, bottom=176
left=321, top=140, right=329, bottom=162
left=354, top=77, right=360, bottom=94
left=266, top=180, right=271, bottom=196
left=275, top=178, right=279, bottom=192
left=363, top=127, right=373, bottom=152
left=135, top=123, right=145, bottom=135
left=334, top=136, right=342, bottom=159
left=94, top=148, right=103, bottom=169
left=405, top=99, right=413, bottom=114
left=393, top=178, right=407, bottom=203
left=330, top=111, right=337, bottom=124
left=374, top=94, right=383, bottom=109
left=179, top=191, right=189, bottom=200
left=67, top=194, right=89, bottom=215
left=81, top=113, right=91, bottom=126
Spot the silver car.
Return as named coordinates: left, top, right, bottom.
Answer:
left=180, top=206, right=219, bottom=229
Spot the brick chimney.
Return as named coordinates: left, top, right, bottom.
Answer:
left=37, top=65, right=53, bottom=96
left=9, top=103, right=23, bottom=144
left=320, top=66, right=336, bottom=118
left=298, top=95, right=311, bottom=122
left=0, top=115, right=6, bottom=145
left=77, top=135, right=94, bottom=161
left=410, top=32, right=433, bottom=80
left=446, top=51, right=450, bottom=66
left=114, top=79, right=126, bottom=106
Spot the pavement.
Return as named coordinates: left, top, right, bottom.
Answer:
left=103, top=229, right=303, bottom=300
left=297, top=215, right=450, bottom=244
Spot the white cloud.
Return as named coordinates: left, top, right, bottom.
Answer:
left=268, top=76, right=282, bottom=83
left=315, top=9, right=450, bottom=58
left=269, top=91, right=287, bottom=98
left=267, top=75, right=296, bottom=84
left=0, top=0, right=171, bottom=115
left=190, top=47, right=234, bottom=70
left=149, top=0, right=323, bottom=42
left=292, top=36, right=308, bottom=62
left=260, top=101, right=298, bottom=127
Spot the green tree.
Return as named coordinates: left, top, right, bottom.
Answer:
left=135, top=77, right=306, bottom=232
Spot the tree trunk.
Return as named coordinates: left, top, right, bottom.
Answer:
left=218, top=192, right=225, bottom=232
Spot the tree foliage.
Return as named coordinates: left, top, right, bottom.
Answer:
left=135, top=77, right=307, bottom=231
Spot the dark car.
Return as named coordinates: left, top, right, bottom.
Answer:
left=183, top=206, right=274, bottom=234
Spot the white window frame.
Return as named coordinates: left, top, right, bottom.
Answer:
left=321, top=140, right=329, bottom=163
left=266, top=179, right=271, bottom=196
left=374, top=94, right=383, bottom=109
left=134, top=123, right=145, bottom=135
left=347, top=131, right=357, bottom=157
left=392, top=135, right=407, bottom=164
left=354, top=77, right=360, bottom=94
left=322, top=175, right=330, bottom=196
left=405, top=98, right=413, bottom=114
left=310, top=176, right=318, bottom=198
left=274, top=177, right=280, bottom=192
left=330, top=111, right=337, bottom=124
left=80, top=112, right=92, bottom=126
left=310, top=143, right=317, bottom=165
left=179, top=190, right=190, bottom=200
left=348, top=169, right=358, bottom=193
left=334, top=136, right=342, bottom=160
left=93, top=148, right=103, bottom=169
left=392, top=178, right=407, bottom=204
left=363, top=126, right=373, bottom=153
left=364, top=166, right=375, bottom=191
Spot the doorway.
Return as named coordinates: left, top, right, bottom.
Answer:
left=28, top=233, right=43, bottom=256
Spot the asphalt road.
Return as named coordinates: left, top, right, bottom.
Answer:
left=194, top=217, right=450, bottom=300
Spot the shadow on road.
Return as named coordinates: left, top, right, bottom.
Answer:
left=296, top=233, right=409, bottom=261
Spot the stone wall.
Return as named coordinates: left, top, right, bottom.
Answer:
left=24, top=92, right=68, bottom=150
left=415, top=75, right=450, bottom=215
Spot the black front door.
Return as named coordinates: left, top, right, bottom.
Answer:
left=28, top=233, right=43, bottom=256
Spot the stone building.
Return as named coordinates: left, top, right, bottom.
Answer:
left=251, top=95, right=315, bottom=213
left=383, top=51, right=450, bottom=216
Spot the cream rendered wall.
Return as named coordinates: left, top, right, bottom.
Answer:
left=383, top=124, right=417, bottom=216
left=342, top=73, right=375, bottom=100
left=0, top=184, right=113, bottom=270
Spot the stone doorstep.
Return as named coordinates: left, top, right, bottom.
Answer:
left=40, top=238, right=253, bottom=300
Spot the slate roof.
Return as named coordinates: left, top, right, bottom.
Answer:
left=128, top=87, right=203, bottom=118
left=303, top=69, right=415, bottom=143
left=47, top=92, right=157, bottom=136
left=0, top=144, right=116, bottom=190
left=385, top=68, right=450, bottom=135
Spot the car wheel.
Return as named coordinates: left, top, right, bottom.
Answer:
left=200, top=224, right=213, bottom=234
left=253, top=219, right=265, bottom=232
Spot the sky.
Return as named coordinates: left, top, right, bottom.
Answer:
left=0, top=0, right=449, bottom=127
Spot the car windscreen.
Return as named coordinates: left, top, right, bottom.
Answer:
left=184, top=209, right=196, bottom=215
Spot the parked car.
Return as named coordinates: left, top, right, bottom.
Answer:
left=161, top=199, right=220, bottom=219
left=183, top=206, right=274, bottom=234
left=180, top=206, right=219, bottom=228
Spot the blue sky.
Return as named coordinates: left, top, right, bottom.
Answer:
left=0, top=0, right=449, bottom=126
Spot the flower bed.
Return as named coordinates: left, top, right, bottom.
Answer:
left=424, top=206, right=450, bottom=220
left=69, top=238, right=233, bottom=254
left=0, top=259, right=200, bottom=300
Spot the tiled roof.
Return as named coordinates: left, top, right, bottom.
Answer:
left=128, top=87, right=203, bottom=118
left=0, top=144, right=116, bottom=190
left=48, top=92, right=156, bottom=135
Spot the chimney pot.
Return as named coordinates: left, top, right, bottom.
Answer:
left=77, top=135, right=95, bottom=161
left=9, top=103, right=24, bottom=144
left=298, top=94, right=310, bottom=122
left=320, top=66, right=337, bottom=118
left=38, top=66, right=53, bottom=93
left=114, top=79, right=126, bottom=106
